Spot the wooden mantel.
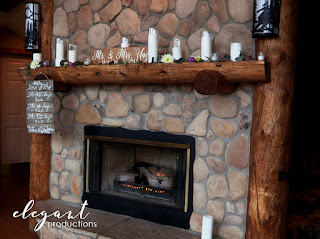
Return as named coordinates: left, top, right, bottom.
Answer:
left=20, top=60, right=268, bottom=95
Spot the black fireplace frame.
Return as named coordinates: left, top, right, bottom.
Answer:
left=82, top=126, right=195, bottom=229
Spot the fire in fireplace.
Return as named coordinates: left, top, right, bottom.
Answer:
left=83, top=126, right=195, bottom=228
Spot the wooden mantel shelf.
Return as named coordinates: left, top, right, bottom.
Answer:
left=20, top=60, right=268, bottom=94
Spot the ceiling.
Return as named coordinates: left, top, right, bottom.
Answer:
left=0, top=0, right=25, bottom=12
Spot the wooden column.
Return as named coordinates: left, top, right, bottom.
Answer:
left=28, top=0, right=53, bottom=230
left=246, top=0, right=298, bottom=238
left=29, top=134, right=51, bottom=229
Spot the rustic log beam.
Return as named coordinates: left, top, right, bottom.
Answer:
left=40, top=0, right=53, bottom=61
left=193, top=70, right=237, bottom=95
left=246, top=0, right=298, bottom=237
left=21, top=61, right=267, bottom=86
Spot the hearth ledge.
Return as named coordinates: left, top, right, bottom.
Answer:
left=36, top=200, right=200, bottom=239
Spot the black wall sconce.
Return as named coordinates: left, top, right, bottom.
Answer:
left=25, top=2, right=40, bottom=52
left=252, top=0, right=281, bottom=38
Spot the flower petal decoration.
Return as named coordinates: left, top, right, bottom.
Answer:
left=160, top=53, right=174, bottom=63
left=194, top=56, right=202, bottom=62
left=30, top=60, right=40, bottom=70
left=187, top=56, right=195, bottom=62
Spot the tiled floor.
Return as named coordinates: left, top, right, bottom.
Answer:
left=0, top=172, right=38, bottom=239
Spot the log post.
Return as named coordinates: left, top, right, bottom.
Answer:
left=29, top=134, right=51, bottom=229
left=246, top=0, right=298, bottom=237
left=28, top=0, right=53, bottom=230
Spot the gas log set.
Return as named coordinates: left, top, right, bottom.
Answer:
left=113, top=162, right=176, bottom=202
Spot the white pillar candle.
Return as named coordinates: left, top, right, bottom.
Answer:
left=201, top=215, right=214, bottom=239
left=68, top=44, right=77, bottom=63
left=55, top=38, right=64, bottom=67
left=257, top=52, right=265, bottom=61
left=230, top=42, right=242, bottom=61
left=172, top=38, right=182, bottom=60
left=148, top=28, right=158, bottom=63
left=201, top=31, right=212, bottom=61
left=33, top=53, right=42, bottom=62
left=121, top=37, right=129, bottom=48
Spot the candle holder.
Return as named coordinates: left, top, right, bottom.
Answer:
left=172, top=38, right=182, bottom=60
left=84, top=57, right=91, bottom=66
left=211, top=53, right=219, bottom=62
left=68, top=44, right=78, bottom=63
left=121, top=37, right=130, bottom=48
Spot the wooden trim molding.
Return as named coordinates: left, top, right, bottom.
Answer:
left=28, top=0, right=53, bottom=229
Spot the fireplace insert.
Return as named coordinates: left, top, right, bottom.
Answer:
left=83, top=126, right=195, bottom=228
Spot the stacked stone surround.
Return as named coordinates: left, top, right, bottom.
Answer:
left=50, top=82, right=253, bottom=239
left=49, top=0, right=256, bottom=238
left=52, top=0, right=254, bottom=60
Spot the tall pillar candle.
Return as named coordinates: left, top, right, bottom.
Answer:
left=201, top=31, right=212, bottom=61
left=55, top=38, right=64, bottom=67
left=148, top=28, right=158, bottom=63
left=68, top=44, right=77, bottom=63
left=172, top=38, right=182, bottom=60
left=201, top=215, right=213, bottom=239
left=230, top=42, right=242, bottom=61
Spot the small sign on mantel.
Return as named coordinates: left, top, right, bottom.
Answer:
left=90, top=47, right=148, bottom=64
left=25, top=79, right=55, bottom=134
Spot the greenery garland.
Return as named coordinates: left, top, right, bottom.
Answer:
left=25, top=52, right=255, bottom=74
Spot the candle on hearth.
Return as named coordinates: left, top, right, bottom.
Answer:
left=68, top=44, right=77, bottom=63
left=33, top=53, right=42, bottom=62
left=172, top=38, right=182, bottom=60
left=148, top=28, right=158, bottom=63
left=201, top=31, right=212, bottom=61
left=201, top=215, right=213, bottom=239
left=55, top=38, right=64, bottom=67
left=121, top=37, right=129, bottom=48
left=230, top=42, right=242, bottom=61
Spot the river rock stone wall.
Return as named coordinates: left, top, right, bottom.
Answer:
left=50, top=83, right=253, bottom=238
left=52, top=0, right=254, bottom=60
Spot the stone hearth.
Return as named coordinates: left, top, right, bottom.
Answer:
left=37, top=200, right=199, bottom=239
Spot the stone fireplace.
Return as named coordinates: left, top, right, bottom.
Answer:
left=44, top=0, right=255, bottom=238
left=50, top=83, right=251, bottom=238
left=83, top=126, right=195, bottom=228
